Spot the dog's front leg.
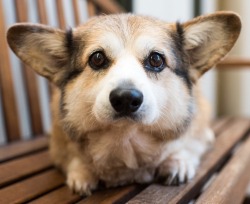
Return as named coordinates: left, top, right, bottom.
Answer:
left=49, top=127, right=98, bottom=195
left=157, top=127, right=214, bottom=185
left=66, top=157, right=98, bottom=195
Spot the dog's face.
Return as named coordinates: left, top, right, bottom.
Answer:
left=7, top=12, right=241, bottom=139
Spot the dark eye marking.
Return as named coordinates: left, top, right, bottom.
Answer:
left=144, top=52, right=166, bottom=73
left=88, top=51, right=110, bottom=70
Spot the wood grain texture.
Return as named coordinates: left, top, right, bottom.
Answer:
left=37, top=0, right=48, bottom=24
left=30, top=185, right=81, bottom=204
left=56, top=0, right=66, bottom=29
left=36, top=0, right=54, bottom=96
left=0, top=151, right=52, bottom=187
left=87, top=0, right=96, bottom=17
left=0, top=0, right=21, bottom=141
left=211, top=117, right=232, bottom=135
left=196, top=134, right=250, bottom=204
left=217, top=57, right=250, bottom=68
left=92, top=0, right=125, bottom=14
left=78, top=185, right=145, bottom=204
left=0, top=136, right=48, bottom=163
left=15, top=0, right=44, bottom=136
left=0, top=169, right=64, bottom=204
left=73, top=0, right=80, bottom=26
left=127, top=118, right=250, bottom=204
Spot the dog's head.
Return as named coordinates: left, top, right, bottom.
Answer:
left=7, top=12, right=241, bottom=139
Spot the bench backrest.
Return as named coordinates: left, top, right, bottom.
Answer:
left=1, top=1, right=250, bottom=145
left=0, top=0, right=123, bottom=145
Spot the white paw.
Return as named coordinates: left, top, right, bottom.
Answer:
left=66, top=159, right=97, bottom=196
left=67, top=171, right=97, bottom=196
left=157, top=150, right=199, bottom=185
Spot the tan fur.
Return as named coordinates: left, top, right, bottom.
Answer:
left=7, top=12, right=241, bottom=195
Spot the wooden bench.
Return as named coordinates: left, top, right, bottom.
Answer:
left=1, top=0, right=250, bottom=203
left=0, top=118, right=250, bottom=203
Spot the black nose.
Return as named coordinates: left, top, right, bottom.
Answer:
left=109, top=88, right=143, bottom=114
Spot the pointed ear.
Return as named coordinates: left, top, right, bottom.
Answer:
left=182, top=11, right=241, bottom=81
left=7, top=23, right=73, bottom=86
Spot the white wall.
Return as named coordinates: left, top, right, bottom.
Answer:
left=199, top=0, right=217, bottom=117
left=0, top=90, right=6, bottom=144
left=133, top=0, right=193, bottom=21
left=218, top=0, right=250, bottom=116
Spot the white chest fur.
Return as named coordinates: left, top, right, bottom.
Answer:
left=86, top=125, right=165, bottom=185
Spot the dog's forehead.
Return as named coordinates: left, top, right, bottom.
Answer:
left=75, top=14, right=174, bottom=56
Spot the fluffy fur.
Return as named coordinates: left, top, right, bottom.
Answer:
left=7, top=12, right=241, bottom=195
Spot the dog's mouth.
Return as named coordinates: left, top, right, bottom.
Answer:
left=113, top=112, right=142, bottom=122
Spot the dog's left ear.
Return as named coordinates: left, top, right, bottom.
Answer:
left=182, top=11, right=241, bottom=81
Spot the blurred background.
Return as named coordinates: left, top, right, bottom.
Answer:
left=0, top=0, right=250, bottom=144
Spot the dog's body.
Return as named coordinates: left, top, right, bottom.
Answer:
left=50, top=83, right=212, bottom=191
left=7, top=12, right=241, bottom=195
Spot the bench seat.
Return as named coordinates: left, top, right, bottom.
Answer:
left=1, top=117, right=250, bottom=204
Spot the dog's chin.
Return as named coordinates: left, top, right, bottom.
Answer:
left=94, top=111, right=157, bottom=127
left=95, top=113, right=140, bottom=124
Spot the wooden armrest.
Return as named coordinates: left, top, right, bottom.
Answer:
left=217, top=57, right=250, bottom=68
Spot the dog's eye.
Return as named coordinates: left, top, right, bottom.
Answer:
left=144, top=52, right=165, bottom=72
left=89, top=51, right=109, bottom=70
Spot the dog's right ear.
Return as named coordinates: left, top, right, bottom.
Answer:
left=7, top=23, right=72, bottom=86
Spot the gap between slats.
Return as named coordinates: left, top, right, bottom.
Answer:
left=0, top=150, right=52, bottom=188
left=0, top=169, right=64, bottom=204
left=0, top=136, right=48, bottom=163
left=196, top=133, right=250, bottom=204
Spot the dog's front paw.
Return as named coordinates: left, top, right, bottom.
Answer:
left=66, top=159, right=98, bottom=196
left=157, top=150, right=199, bottom=185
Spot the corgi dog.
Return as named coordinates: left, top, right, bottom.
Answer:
left=7, top=11, right=241, bottom=195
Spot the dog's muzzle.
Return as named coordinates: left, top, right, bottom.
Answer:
left=109, top=88, right=143, bottom=116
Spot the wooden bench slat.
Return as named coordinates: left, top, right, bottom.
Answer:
left=0, top=136, right=48, bottom=163
left=127, top=118, right=250, bottom=204
left=20, top=66, right=43, bottom=135
left=0, top=151, right=52, bottom=188
left=87, top=0, right=96, bottom=17
left=92, top=0, right=124, bottom=14
left=73, top=0, right=80, bottom=26
left=0, top=169, right=64, bottom=204
left=56, top=0, right=66, bottom=29
left=29, top=186, right=81, bottom=204
left=0, top=0, right=21, bottom=141
left=211, top=117, right=232, bottom=135
left=15, top=0, right=44, bottom=136
left=79, top=185, right=144, bottom=204
left=30, top=180, right=145, bottom=203
left=37, top=0, right=48, bottom=24
left=196, top=134, right=250, bottom=204
left=217, top=57, right=250, bottom=68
